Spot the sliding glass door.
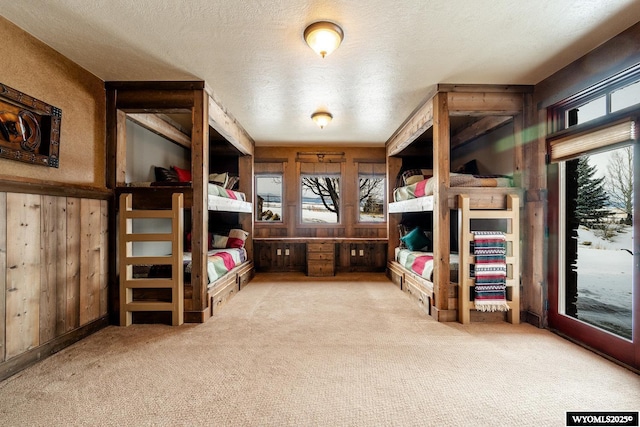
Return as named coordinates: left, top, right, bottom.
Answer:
left=547, top=74, right=639, bottom=369
left=558, top=146, right=635, bottom=341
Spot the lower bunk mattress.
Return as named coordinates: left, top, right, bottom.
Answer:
left=184, top=248, right=247, bottom=287
left=148, top=248, right=247, bottom=287
left=395, top=248, right=459, bottom=282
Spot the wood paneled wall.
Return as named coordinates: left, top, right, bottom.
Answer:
left=0, top=192, right=108, bottom=365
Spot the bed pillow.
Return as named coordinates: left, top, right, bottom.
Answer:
left=172, top=165, right=192, bottom=182
left=401, top=169, right=433, bottom=186
left=400, top=227, right=432, bottom=251
left=211, top=234, right=229, bottom=249
left=209, top=172, right=229, bottom=187
left=154, top=166, right=179, bottom=182
left=226, top=228, right=249, bottom=249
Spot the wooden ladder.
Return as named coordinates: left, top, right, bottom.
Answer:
left=457, top=193, right=520, bottom=324
left=119, top=193, right=184, bottom=326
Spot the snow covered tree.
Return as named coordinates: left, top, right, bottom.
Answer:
left=606, top=145, right=633, bottom=225
left=576, top=156, right=609, bottom=227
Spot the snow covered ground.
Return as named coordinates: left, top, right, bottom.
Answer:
left=575, top=226, right=633, bottom=339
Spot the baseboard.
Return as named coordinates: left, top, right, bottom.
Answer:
left=0, top=316, right=109, bottom=382
left=525, top=310, right=543, bottom=328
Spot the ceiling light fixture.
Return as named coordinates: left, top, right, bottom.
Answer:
left=304, top=21, right=344, bottom=58
left=311, top=111, right=333, bottom=129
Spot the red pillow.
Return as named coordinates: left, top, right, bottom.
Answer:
left=172, top=165, right=192, bottom=182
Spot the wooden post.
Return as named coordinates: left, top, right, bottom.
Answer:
left=432, top=92, right=451, bottom=319
left=190, top=89, right=209, bottom=317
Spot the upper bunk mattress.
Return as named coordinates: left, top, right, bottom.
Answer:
left=393, top=173, right=512, bottom=202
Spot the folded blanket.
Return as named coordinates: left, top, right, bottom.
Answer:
left=473, top=231, right=510, bottom=312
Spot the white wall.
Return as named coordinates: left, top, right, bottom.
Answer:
left=125, top=119, right=190, bottom=183
left=451, top=122, right=515, bottom=176
left=126, top=118, right=190, bottom=255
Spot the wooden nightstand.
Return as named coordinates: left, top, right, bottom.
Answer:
left=306, top=243, right=335, bottom=277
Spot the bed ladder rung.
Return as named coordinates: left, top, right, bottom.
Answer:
left=124, top=233, right=175, bottom=242
left=123, top=255, right=176, bottom=265
left=123, top=278, right=178, bottom=289
left=123, top=301, right=175, bottom=312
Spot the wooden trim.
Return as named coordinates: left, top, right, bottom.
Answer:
left=105, top=81, right=205, bottom=91
left=0, top=316, right=108, bottom=382
left=447, top=91, right=525, bottom=116
left=386, top=94, right=434, bottom=157
left=436, top=84, right=533, bottom=93
left=0, top=179, right=111, bottom=200
left=207, top=89, right=255, bottom=156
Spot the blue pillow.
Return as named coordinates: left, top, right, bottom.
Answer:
left=400, top=227, right=431, bottom=251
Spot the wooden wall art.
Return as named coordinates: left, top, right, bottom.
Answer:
left=0, top=82, right=61, bottom=167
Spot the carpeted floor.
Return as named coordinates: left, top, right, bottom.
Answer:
left=0, top=272, right=637, bottom=426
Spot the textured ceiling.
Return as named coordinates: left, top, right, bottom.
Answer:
left=1, top=1, right=639, bottom=146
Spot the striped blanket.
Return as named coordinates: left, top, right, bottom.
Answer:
left=473, top=231, right=510, bottom=312
left=395, top=248, right=459, bottom=282
left=184, top=248, right=247, bottom=286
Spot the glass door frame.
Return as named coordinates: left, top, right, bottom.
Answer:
left=547, top=149, right=639, bottom=370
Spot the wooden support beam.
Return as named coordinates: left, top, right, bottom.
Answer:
left=432, top=92, right=451, bottom=314
left=447, top=91, right=525, bottom=116
left=191, top=89, right=210, bottom=313
left=127, top=114, right=192, bottom=149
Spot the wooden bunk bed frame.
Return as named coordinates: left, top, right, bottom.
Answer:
left=386, top=84, right=531, bottom=323
left=107, top=81, right=255, bottom=323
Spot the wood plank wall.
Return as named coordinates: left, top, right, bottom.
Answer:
left=0, top=192, right=108, bottom=363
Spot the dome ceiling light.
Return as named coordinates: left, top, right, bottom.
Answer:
left=311, top=111, right=333, bottom=129
left=304, top=21, right=344, bottom=58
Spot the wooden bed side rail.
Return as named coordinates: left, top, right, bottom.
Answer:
left=457, top=193, right=520, bottom=324
left=119, top=193, right=184, bottom=326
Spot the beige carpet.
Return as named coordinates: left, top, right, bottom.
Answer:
left=0, top=272, right=637, bottom=427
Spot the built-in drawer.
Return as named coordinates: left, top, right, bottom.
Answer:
left=307, top=251, right=333, bottom=261
left=308, top=260, right=334, bottom=277
left=307, top=243, right=334, bottom=252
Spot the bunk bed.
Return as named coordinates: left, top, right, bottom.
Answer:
left=107, top=81, right=256, bottom=324
left=386, top=84, right=530, bottom=323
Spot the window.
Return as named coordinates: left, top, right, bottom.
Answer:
left=299, top=159, right=342, bottom=224
left=256, top=175, right=283, bottom=222
left=358, top=163, right=385, bottom=223
left=552, top=70, right=640, bottom=130
left=301, top=173, right=340, bottom=224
